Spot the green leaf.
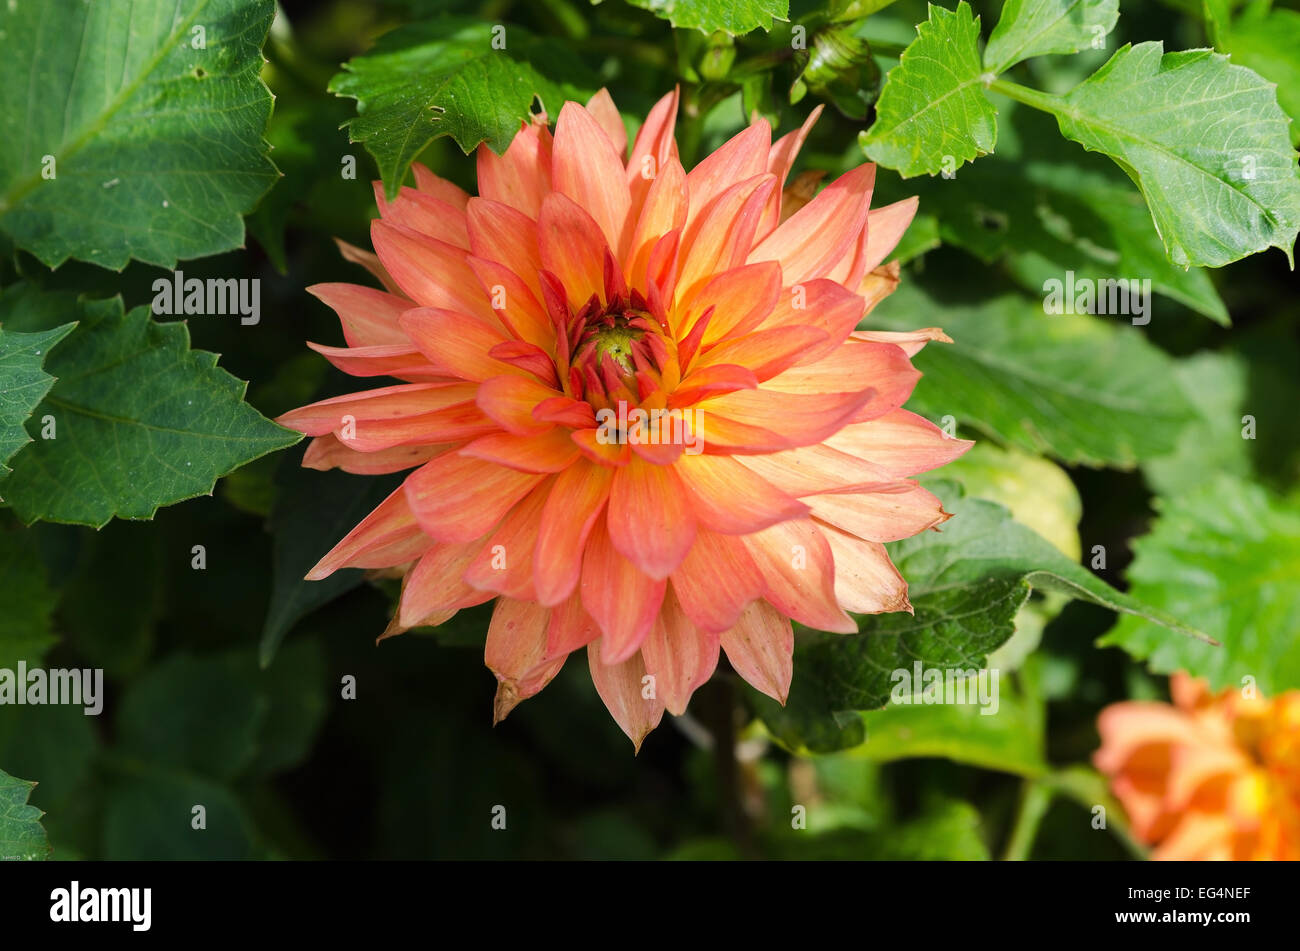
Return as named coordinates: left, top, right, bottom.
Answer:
left=874, top=101, right=1229, bottom=323
left=859, top=2, right=997, bottom=178
left=624, top=0, right=788, bottom=35
left=870, top=283, right=1197, bottom=467
left=261, top=457, right=402, bottom=666
left=851, top=677, right=1048, bottom=776
left=1101, top=475, right=1300, bottom=695
left=330, top=19, right=596, bottom=199
left=0, top=323, right=75, bottom=474
left=925, top=441, right=1080, bottom=559
left=117, top=652, right=269, bottom=782
left=0, top=0, right=278, bottom=270
left=0, top=520, right=58, bottom=668
left=0, top=288, right=300, bottom=527
left=1014, top=43, right=1300, bottom=267
left=758, top=484, right=1203, bottom=753
left=103, top=769, right=254, bottom=860
left=984, top=0, right=1119, bottom=74
left=1213, top=8, right=1300, bottom=147
left=0, top=767, right=50, bottom=861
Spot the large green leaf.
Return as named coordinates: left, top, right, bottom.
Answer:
left=330, top=19, right=596, bottom=199
left=1101, top=475, right=1300, bottom=695
left=0, top=767, right=50, bottom=861
left=869, top=283, right=1197, bottom=467
left=758, top=484, right=1203, bottom=753
left=873, top=101, right=1229, bottom=323
left=0, top=287, right=299, bottom=527
left=859, top=2, right=997, bottom=177
left=0, top=324, right=76, bottom=474
left=1022, top=42, right=1300, bottom=267
left=984, top=0, right=1119, bottom=74
left=624, top=0, right=788, bottom=34
left=1209, top=6, right=1300, bottom=147
left=0, top=0, right=278, bottom=269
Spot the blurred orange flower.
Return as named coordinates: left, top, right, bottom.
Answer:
left=1095, top=672, right=1300, bottom=859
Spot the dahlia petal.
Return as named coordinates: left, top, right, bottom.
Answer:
left=307, top=283, right=410, bottom=348
left=819, top=521, right=912, bottom=614
left=333, top=238, right=404, bottom=296
left=460, top=428, right=580, bottom=473
left=404, top=454, right=546, bottom=543
left=668, top=363, right=758, bottom=408
left=276, top=382, right=478, bottom=436
left=677, top=261, right=782, bottom=345
left=861, top=197, right=919, bottom=273
left=677, top=173, right=777, bottom=299
left=374, top=183, right=470, bottom=249
left=533, top=396, right=598, bottom=428
left=538, top=191, right=612, bottom=308
left=476, top=119, right=553, bottom=219
left=486, top=598, right=564, bottom=723
left=1166, top=744, right=1250, bottom=811
left=533, top=461, right=614, bottom=605
left=699, top=387, right=876, bottom=451
left=581, top=518, right=666, bottom=661
left=627, top=87, right=680, bottom=205
left=305, top=340, right=441, bottom=381
left=671, top=530, right=764, bottom=633
left=370, top=220, right=497, bottom=323
left=694, top=324, right=828, bottom=381
left=303, top=435, right=448, bottom=475
left=466, top=257, right=553, bottom=349
left=859, top=261, right=902, bottom=314
left=766, top=341, right=920, bottom=419
left=761, top=105, right=823, bottom=241
left=398, top=542, right=493, bottom=627
left=544, top=592, right=602, bottom=660
left=826, top=409, right=973, bottom=478
left=340, top=402, right=498, bottom=451
left=738, top=443, right=895, bottom=497
left=674, top=453, right=809, bottom=534
left=399, top=307, right=521, bottom=382
left=851, top=325, right=952, bottom=358
left=719, top=600, right=794, bottom=704
left=462, top=483, right=549, bottom=600
left=808, top=481, right=949, bottom=543
left=410, top=162, right=471, bottom=209
left=476, top=375, right=564, bottom=435
left=743, top=519, right=856, bottom=633
left=626, top=156, right=687, bottom=290
left=553, top=101, right=632, bottom=253
left=640, top=588, right=719, bottom=716
left=585, top=88, right=627, bottom=158
left=749, top=163, right=876, bottom=284
left=607, top=457, right=698, bottom=578
left=306, top=485, right=428, bottom=580
left=761, top=278, right=866, bottom=364
left=466, top=198, right=543, bottom=288
left=1094, top=703, right=1204, bottom=774
left=587, top=637, right=664, bottom=752
left=683, top=121, right=771, bottom=235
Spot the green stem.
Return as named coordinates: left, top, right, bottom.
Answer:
left=987, top=77, right=1065, bottom=116
left=1003, top=779, right=1053, bottom=861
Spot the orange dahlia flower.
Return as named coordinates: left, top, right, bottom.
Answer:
left=279, top=89, right=971, bottom=748
left=1096, top=672, right=1300, bottom=859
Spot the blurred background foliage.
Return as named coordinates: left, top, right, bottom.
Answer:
left=0, top=0, right=1296, bottom=860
